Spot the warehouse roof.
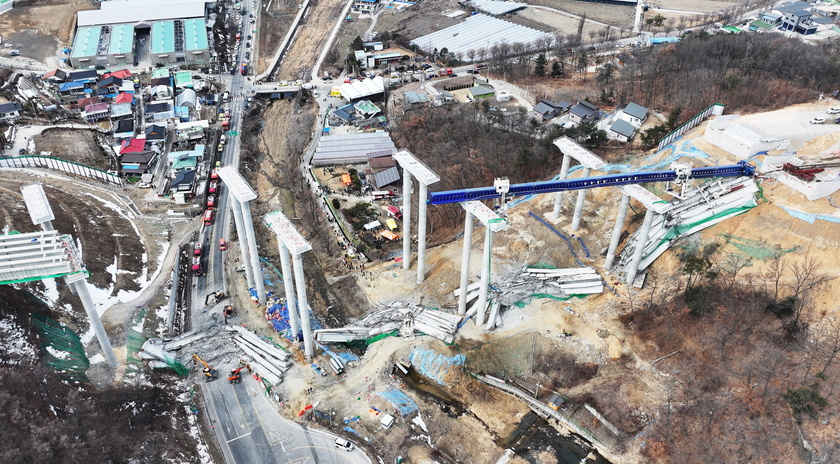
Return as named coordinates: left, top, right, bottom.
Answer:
left=411, top=14, right=552, bottom=56
left=151, top=21, right=175, bottom=54
left=466, top=0, right=527, bottom=16
left=107, top=24, right=135, bottom=55
left=312, top=131, right=396, bottom=166
left=71, top=26, right=102, bottom=58
left=339, top=76, right=385, bottom=101
left=77, top=2, right=206, bottom=27
left=183, top=18, right=208, bottom=51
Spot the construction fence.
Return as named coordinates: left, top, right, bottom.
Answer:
left=0, top=155, right=123, bottom=186
left=657, top=103, right=725, bottom=152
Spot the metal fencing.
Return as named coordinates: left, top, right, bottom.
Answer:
left=0, top=155, right=123, bottom=186
left=657, top=102, right=725, bottom=151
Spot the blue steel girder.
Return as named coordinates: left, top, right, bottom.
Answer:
left=427, top=161, right=755, bottom=205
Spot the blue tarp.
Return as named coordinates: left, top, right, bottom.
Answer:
left=408, top=347, right=466, bottom=385
left=377, top=388, right=418, bottom=415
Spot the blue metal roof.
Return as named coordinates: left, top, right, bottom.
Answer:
left=71, top=26, right=102, bottom=58
left=108, top=24, right=135, bottom=55
left=151, top=21, right=175, bottom=54
left=183, top=18, right=208, bottom=51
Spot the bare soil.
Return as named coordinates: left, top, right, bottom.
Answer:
left=525, top=0, right=635, bottom=27
left=272, top=0, right=349, bottom=81
left=0, top=0, right=93, bottom=67
left=256, top=0, right=297, bottom=75
left=32, top=128, right=112, bottom=171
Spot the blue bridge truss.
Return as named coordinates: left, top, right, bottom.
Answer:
left=427, top=161, right=756, bottom=205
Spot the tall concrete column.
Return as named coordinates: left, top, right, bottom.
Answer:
left=570, top=167, right=591, bottom=231
left=416, top=183, right=429, bottom=284
left=550, top=154, right=573, bottom=219
left=402, top=171, right=412, bottom=270
left=292, top=253, right=314, bottom=358
left=278, top=243, right=300, bottom=339
left=475, top=226, right=494, bottom=326
left=604, top=194, right=631, bottom=270
left=457, top=213, right=474, bottom=315
left=230, top=199, right=255, bottom=290
left=40, top=221, right=54, bottom=231
left=626, top=208, right=655, bottom=285
left=69, top=279, right=118, bottom=368
left=239, top=199, right=266, bottom=304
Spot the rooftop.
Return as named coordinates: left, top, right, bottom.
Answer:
left=151, top=21, right=175, bottom=54
left=313, top=131, right=396, bottom=166
left=71, top=26, right=102, bottom=58
left=108, top=24, right=135, bottom=55
left=610, top=119, right=637, bottom=138
left=466, top=0, right=527, bottom=16
left=411, top=14, right=552, bottom=56
left=622, top=102, right=648, bottom=120
left=183, top=18, right=208, bottom=51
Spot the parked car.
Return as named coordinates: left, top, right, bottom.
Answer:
left=219, top=239, right=227, bottom=251
left=835, top=118, right=840, bottom=124
left=810, top=117, right=826, bottom=124
left=827, top=108, right=840, bottom=114
left=334, top=438, right=354, bottom=451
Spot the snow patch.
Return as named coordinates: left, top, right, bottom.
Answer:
left=0, top=316, right=37, bottom=366
left=46, top=346, right=71, bottom=359
left=411, top=414, right=428, bottom=433
left=88, top=353, right=105, bottom=364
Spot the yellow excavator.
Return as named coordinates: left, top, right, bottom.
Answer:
left=193, top=354, right=219, bottom=381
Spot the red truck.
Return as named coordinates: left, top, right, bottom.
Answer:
left=438, top=68, right=453, bottom=76
left=193, top=242, right=203, bottom=256
left=192, top=256, right=202, bottom=276
left=203, top=209, right=214, bottom=225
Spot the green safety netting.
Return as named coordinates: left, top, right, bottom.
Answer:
left=528, top=262, right=558, bottom=270
left=652, top=202, right=756, bottom=252
left=718, top=233, right=797, bottom=260
left=32, top=313, right=90, bottom=383
left=514, top=293, right=588, bottom=308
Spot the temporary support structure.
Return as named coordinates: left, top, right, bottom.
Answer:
left=393, top=150, right=440, bottom=284
left=459, top=200, right=509, bottom=326
left=17, top=184, right=119, bottom=368
left=264, top=211, right=315, bottom=358
left=218, top=166, right=266, bottom=304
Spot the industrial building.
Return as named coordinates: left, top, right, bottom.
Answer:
left=411, top=14, right=552, bottom=57
left=69, top=0, right=212, bottom=68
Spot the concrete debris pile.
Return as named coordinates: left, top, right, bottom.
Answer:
left=226, top=325, right=292, bottom=386
left=615, top=176, right=759, bottom=287
left=500, top=267, right=604, bottom=304
left=314, top=302, right=463, bottom=344
left=140, top=329, right=210, bottom=369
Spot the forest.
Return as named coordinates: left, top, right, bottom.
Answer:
left=610, top=33, right=840, bottom=116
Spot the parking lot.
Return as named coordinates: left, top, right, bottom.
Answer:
left=737, top=101, right=840, bottom=150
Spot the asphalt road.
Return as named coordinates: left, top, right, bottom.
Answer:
left=202, top=371, right=370, bottom=464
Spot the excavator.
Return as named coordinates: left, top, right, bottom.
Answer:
left=193, top=354, right=219, bottom=381
left=228, top=362, right=252, bottom=384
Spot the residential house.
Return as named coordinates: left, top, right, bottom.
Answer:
left=203, top=93, right=217, bottom=105
left=115, top=92, right=133, bottom=105
left=569, top=101, right=600, bottom=124
left=98, top=76, right=123, bottom=94
left=776, top=2, right=818, bottom=34
left=40, top=69, right=67, bottom=84
left=608, top=119, right=637, bottom=143
left=170, top=169, right=196, bottom=194
left=82, top=102, right=110, bottom=122
left=120, top=137, right=146, bottom=155
left=170, top=156, right=197, bottom=173
left=758, top=12, right=781, bottom=25
left=403, top=91, right=430, bottom=110
left=113, top=119, right=135, bottom=139
left=77, top=96, right=101, bottom=109
left=102, top=69, right=132, bottom=80
left=146, top=101, right=174, bottom=121
left=145, top=124, right=167, bottom=142
left=533, top=100, right=571, bottom=121
left=353, top=0, right=381, bottom=14
left=120, top=151, right=156, bottom=175
left=109, top=102, right=133, bottom=120
left=468, top=86, right=496, bottom=101
left=176, top=89, right=197, bottom=109
left=332, top=104, right=357, bottom=123
left=617, top=102, right=648, bottom=127
left=0, top=102, right=22, bottom=121
left=58, top=81, right=86, bottom=100
left=66, top=69, right=98, bottom=85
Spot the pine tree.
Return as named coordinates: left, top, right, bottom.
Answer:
left=534, top=53, right=547, bottom=77
left=550, top=60, right=564, bottom=78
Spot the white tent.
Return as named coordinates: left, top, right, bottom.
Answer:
left=339, top=76, right=385, bottom=101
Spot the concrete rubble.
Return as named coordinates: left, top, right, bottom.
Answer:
left=614, top=176, right=759, bottom=287
left=314, top=302, right=463, bottom=344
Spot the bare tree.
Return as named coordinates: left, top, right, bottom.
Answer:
left=467, top=48, right=476, bottom=64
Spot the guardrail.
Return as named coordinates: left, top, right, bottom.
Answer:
left=0, top=155, right=123, bottom=186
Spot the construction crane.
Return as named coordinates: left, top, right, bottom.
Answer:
left=192, top=354, right=219, bottom=381
left=228, top=363, right=252, bottom=384
left=427, top=161, right=756, bottom=205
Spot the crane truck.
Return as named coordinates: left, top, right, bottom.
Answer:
left=192, top=354, right=219, bottom=381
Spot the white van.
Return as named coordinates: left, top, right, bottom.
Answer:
left=334, top=437, right=354, bottom=451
